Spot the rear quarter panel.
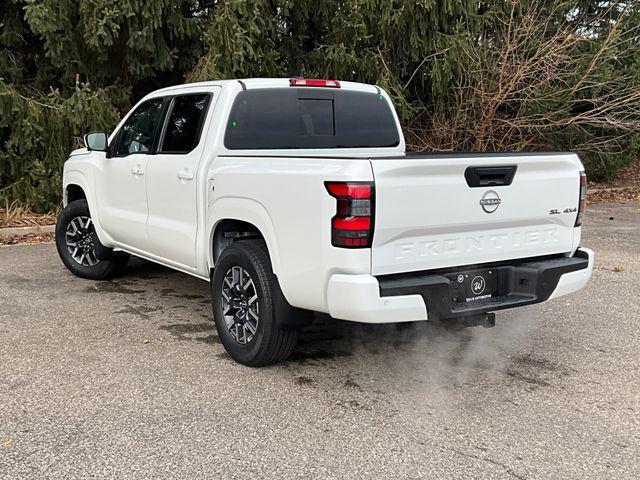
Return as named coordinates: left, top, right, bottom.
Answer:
left=207, top=156, right=373, bottom=312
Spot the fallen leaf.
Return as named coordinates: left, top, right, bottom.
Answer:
left=0, top=232, right=55, bottom=246
left=3, top=439, right=13, bottom=446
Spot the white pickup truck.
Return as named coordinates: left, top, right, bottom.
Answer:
left=56, top=78, right=594, bottom=366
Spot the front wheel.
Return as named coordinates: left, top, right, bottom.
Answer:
left=55, top=199, right=129, bottom=280
left=211, top=240, right=298, bottom=367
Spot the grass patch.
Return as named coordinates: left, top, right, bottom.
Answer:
left=0, top=200, right=56, bottom=228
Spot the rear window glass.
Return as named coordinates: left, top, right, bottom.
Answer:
left=224, top=88, right=399, bottom=150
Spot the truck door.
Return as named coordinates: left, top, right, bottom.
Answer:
left=96, top=97, right=165, bottom=252
left=145, top=89, right=219, bottom=269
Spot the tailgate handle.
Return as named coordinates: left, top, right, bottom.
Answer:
left=465, top=166, right=517, bottom=187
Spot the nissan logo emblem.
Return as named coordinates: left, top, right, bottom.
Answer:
left=479, top=190, right=501, bottom=213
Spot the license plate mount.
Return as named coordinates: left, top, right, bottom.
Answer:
left=447, top=269, right=498, bottom=304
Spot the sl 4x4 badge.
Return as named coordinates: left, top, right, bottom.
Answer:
left=550, top=207, right=578, bottom=215
left=479, top=190, right=501, bottom=213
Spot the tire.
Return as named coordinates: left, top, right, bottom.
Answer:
left=211, top=239, right=298, bottom=367
left=55, top=199, right=129, bottom=280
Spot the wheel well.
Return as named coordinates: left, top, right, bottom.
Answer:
left=65, top=184, right=87, bottom=205
left=212, top=219, right=264, bottom=266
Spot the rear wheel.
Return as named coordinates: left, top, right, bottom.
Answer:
left=212, top=240, right=298, bottom=367
left=55, top=199, right=129, bottom=279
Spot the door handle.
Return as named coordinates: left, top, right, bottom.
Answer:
left=131, top=165, right=144, bottom=176
left=177, top=170, right=194, bottom=181
left=464, top=165, right=517, bottom=187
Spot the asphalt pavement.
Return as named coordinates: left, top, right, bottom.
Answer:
left=1, top=202, right=639, bottom=479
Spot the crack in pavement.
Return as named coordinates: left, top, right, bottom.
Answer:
left=450, top=447, right=527, bottom=480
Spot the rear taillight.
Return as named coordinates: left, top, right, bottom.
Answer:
left=575, top=171, right=586, bottom=227
left=325, top=182, right=374, bottom=248
left=290, top=78, right=341, bottom=88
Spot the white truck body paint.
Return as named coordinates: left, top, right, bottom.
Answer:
left=370, top=153, right=581, bottom=275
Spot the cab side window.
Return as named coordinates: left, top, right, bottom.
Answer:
left=114, top=98, right=164, bottom=156
left=160, top=94, right=211, bottom=154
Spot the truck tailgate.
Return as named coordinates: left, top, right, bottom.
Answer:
left=370, top=153, right=581, bottom=276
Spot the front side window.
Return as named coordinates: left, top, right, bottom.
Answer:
left=114, top=98, right=164, bottom=156
left=160, top=94, right=211, bottom=154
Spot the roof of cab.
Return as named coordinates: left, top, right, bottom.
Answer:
left=150, top=78, right=379, bottom=96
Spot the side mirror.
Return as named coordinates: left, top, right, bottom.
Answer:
left=84, top=132, right=109, bottom=155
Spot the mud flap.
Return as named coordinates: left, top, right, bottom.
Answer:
left=92, top=231, right=116, bottom=261
left=272, top=274, right=314, bottom=328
